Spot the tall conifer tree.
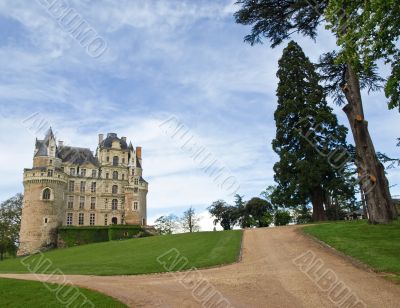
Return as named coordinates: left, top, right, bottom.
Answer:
left=272, top=41, right=351, bottom=221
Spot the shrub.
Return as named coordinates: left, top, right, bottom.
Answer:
left=274, top=210, right=291, bottom=226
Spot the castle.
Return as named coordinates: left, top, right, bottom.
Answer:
left=17, top=129, right=148, bottom=256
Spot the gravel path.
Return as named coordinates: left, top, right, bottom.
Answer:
left=1, top=226, right=400, bottom=307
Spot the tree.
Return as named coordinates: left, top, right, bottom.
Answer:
left=274, top=210, right=291, bottom=226
left=154, top=214, right=178, bottom=235
left=233, top=194, right=248, bottom=228
left=208, top=200, right=237, bottom=230
left=0, top=194, right=23, bottom=260
left=245, top=197, right=273, bottom=227
left=180, top=206, right=200, bottom=233
left=234, top=0, right=398, bottom=224
left=271, top=41, right=350, bottom=221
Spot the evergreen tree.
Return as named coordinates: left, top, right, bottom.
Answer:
left=234, top=0, right=398, bottom=223
left=271, top=41, right=350, bottom=221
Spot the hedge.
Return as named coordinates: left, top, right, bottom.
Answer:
left=58, top=225, right=147, bottom=247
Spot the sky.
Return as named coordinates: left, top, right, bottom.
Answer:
left=0, top=0, right=399, bottom=230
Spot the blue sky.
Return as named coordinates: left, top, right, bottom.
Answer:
left=0, top=0, right=399, bottom=230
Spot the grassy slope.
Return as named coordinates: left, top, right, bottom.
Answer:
left=0, top=230, right=242, bottom=275
left=303, top=220, right=400, bottom=280
left=0, top=278, right=126, bottom=307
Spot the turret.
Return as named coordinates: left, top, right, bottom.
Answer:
left=18, top=129, right=67, bottom=256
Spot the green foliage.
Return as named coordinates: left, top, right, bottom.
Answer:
left=293, top=205, right=312, bottom=224
left=271, top=41, right=353, bottom=216
left=0, top=230, right=243, bottom=275
left=0, top=194, right=23, bottom=260
left=324, top=0, right=400, bottom=110
left=154, top=214, right=179, bottom=235
left=235, top=0, right=400, bottom=109
left=58, top=225, right=145, bottom=247
left=233, top=194, right=247, bottom=228
left=208, top=200, right=238, bottom=230
left=303, top=220, right=400, bottom=280
left=0, top=278, right=127, bottom=307
left=245, top=197, right=273, bottom=227
left=274, top=210, right=291, bottom=226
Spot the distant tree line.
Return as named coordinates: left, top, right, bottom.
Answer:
left=154, top=206, right=200, bottom=235
left=208, top=193, right=292, bottom=230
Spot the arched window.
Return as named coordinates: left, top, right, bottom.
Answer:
left=42, top=188, right=51, bottom=200
left=112, top=185, right=118, bottom=194
left=113, top=156, right=119, bottom=166
left=112, top=171, right=118, bottom=180
left=112, top=199, right=118, bottom=210
left=112, top=217, right=118, bottom=225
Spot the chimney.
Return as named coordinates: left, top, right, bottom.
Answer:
left=121, top=137, right=127, bottom=142
left=58, top=140, right=64, bottom=147
left=98, top=134, right=104, bottom=144
left=136, top=146, right=142, bottom=159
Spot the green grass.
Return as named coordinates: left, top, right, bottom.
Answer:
left=0, top=278, right=126, bottom=307
left=303, top=220, right=400, bottom=281
left=0, top=230, right=242, bottom=275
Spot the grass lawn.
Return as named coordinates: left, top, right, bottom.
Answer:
left=303, top=220, right=400, bottom=281
left=0, top=230, right=242, bottom=275
left=0, top=278, right=126, bottom=307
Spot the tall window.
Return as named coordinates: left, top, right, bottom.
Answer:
left=70, top=168, right=75, bottom=176
left=91, top=182, right=96, bottom=192
left=68, top=181, right=75, bottom=192
left=106, top=156, right=109, bottom=162
left=112, top=171, right=118, bottom=180
left=122, top=174, right=125, bottom=180
left=104, top=214, right=108, bottom=226
left=133, top=201, right=138, bottom=211
left=47, top=169, right=53, bottom=177
left=79, top=196, right=85, bottom=209
left=134, top=178, right=139, bottom=185
left=80, top=169, right=86, bottom=177
left=122, top=158, right=125, bottom=164
left=42, top=188, right=51, bottom=200
left=80, top=181, right=85, bottom=193
left=113, top=156, right=119, bottom=166
left=90, top=213, right=95, bottom=226
left=92, top=170, right=97, bottom=178
left=78, top=213, right=84, bottom=225
left=106, top=173, right=109, bottom=179
left=112, top=185, right=118, bottom=194
left=66, top=213, right=73, bottom=225
left=90, top=197, right=96, bottom=210
left=112, top=199, right=118, bottom=210
left=68, top=196, right=74, bottom=209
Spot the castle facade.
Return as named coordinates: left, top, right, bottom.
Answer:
left=17, top=129, right=148, bottom=255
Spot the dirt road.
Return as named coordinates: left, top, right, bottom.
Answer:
left=1, top=226, right=400, bottom=307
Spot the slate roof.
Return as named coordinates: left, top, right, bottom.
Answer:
left=100, top=133, right=128, bottom=150
left=58, top=146, right=99, bottom=166
left=34, top=128, right=55, bottom=157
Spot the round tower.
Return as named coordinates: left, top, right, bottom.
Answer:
left=17, top=129, right=67, bottom=256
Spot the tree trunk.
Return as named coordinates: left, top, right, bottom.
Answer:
left=342, top=66, right=398, bottom=224
left=311, top=186, right=327, bottom=221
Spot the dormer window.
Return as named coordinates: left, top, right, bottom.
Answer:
left=80, top=169, right=86, bottom=177
left=106, top=156, right=109, bottom=162
left=47, top=169, right=53, bottom=177
left=70, top=168, right=75, bottom=176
